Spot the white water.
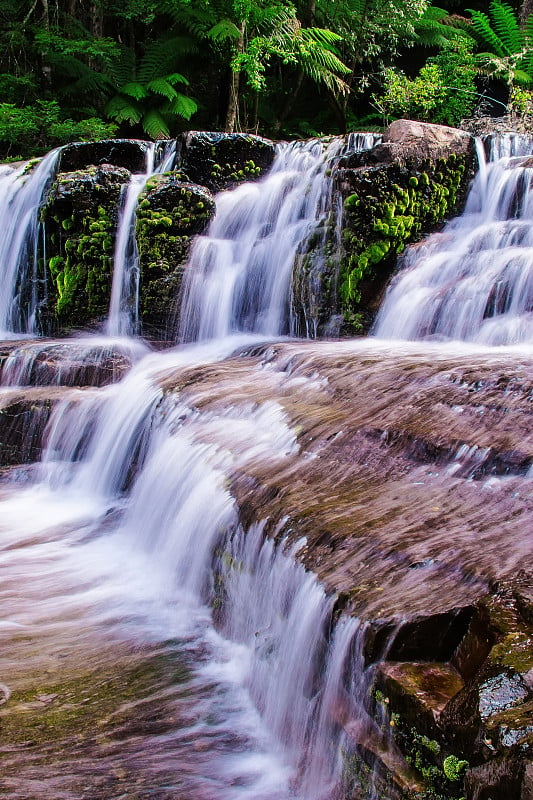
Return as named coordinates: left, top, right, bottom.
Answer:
left=106, top=141, right=176, bottom=336
left=373, top=134, right=533, bottom=345
left=180, top=138, right=352, bottom=342
left=0, top=149, right=60, bottom=337
left=0, top=330, right=382, bottom=798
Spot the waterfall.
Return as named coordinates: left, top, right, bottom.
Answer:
left=373, top=134, right=533, bottom=345
left=106, top=141, right=176, bottom=336
left=0, top=149, right=60, bottom=337
left=179, top=135, right=381, bottom=343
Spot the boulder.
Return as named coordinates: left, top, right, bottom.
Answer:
left=136, top=174, right=216, bottom=335
left=58, top=139, right=151, bottom=173
left=371, top=119, right=473, bottom=164
left=180, top=131, right=276, bottom=192
left=40, top=164, right=131, bottom=331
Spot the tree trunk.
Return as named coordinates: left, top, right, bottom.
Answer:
left=520, top=0, right=533, bottom=24
left=225, top=20, right=246, bottom=133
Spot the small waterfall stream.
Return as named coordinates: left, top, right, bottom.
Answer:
left=0, top=149, right=61, bottom=336
left=106, top=141, right=176, bottom=336
left=373, top=135, right=533, bottom=344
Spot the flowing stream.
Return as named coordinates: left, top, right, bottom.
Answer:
left=0, top=132, right=532, bottom=799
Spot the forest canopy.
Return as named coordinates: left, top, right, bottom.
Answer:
left=0, top=0, right=531, bottom=157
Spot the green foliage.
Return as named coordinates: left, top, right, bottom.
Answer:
left=0, top=101, right=117, bottom=158
left=467, top=1, right=533, bottom=87
left=375, top=39, right=477, bottom=126
left=104, top=39, right=199, bottom=138
left=443, top=755, right=469, bottom=781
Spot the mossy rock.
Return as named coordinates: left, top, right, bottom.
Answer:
left=181, top=131, right=276, bottom=192
left=40, top=164, right=131, bottom=331
left=136, top=175, right=216, bottom=335
left=58, top=139, right=150, bottom=174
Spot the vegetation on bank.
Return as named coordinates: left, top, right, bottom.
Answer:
left=1, top=0, right=533, bottom=158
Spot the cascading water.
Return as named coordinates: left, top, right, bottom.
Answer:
left=106, top=141, right=176, bottom=336
left=0, top=149, right=61, bottom=337
left=373, top=134, right=533, bottom=345
left=7, top=130, right=532, bottom=800
left=179, top=136, right=380, bottom=342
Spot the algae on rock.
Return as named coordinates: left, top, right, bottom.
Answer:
left=136, top=173, right=216, bottom=334
left=41, top=164, right=131, bottom=330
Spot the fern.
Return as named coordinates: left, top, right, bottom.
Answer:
left=120, top=82, right=147, bottom=100
left=162, top=94, right=198, bottom=119
left=146, top=78, right=178, bottom=99
left=104, top=95, right=142, bottom=124
left=468, top=9, right=506, bottom=57
left=491, top=1, right=523, bottom=55
left=142, top=108, right=170, bottom=139
left=208, top=19, right=242, bottom=42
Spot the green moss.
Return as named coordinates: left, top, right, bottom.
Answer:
left=443, top=756, right=469, bottom=782
left=339, top=153, right=471, bottom=314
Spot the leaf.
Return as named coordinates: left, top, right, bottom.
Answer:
left=490, top=1, right=523, bottom=55
left=120, top=81, right=148, bottom=100
left=208, top=19, right=242, bottom=42
left=142, top=108, right=170, bottom=139
left=166, top=72, right=190, bottom=86
left=104, top=94, right=142, bottom=124
left=468, top=8, right=506, bottom=57
left=146, top=78, right=178, bottom=99
left=162, top=93, right=198, bottom=120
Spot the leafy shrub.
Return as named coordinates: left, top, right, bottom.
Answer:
left=0, top=100, right=117, bottom=159
left=375, top=39, right=477, bottom=126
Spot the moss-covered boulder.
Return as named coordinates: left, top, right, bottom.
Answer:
left=291, top=121, right=476, bottom=337
left=136, top=174, right=216, bottom=334
left=41, top=164, right=131, bottom=331
left=180, top=131, right=275, bottom=192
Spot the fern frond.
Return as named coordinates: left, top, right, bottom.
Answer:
left=105, top=94, right=142, bottom=124
left=468, top=8, right=506, bottom=56
left=490, top=1, right=523, bottom=55
left=160, top=1, right=215, bottom=38
left=166, top=72, right=190, bottom=86
left=161, top=93, right=198, bottom=120
left=304, top=27, right=344, bottom=47
left=208, top=19, right=242, bottom=42
left=120, top=81, right=148, bottom=100
left=146, top=78, right=178, bottom=99
left=513, top=67, right=533, bottom=85
left=142, top=109, right=169, bottom=139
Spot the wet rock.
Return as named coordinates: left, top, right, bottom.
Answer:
left=40, top=164, right=131, bottom=332
left=478, top=671, right=530, bottom=721
left=371, top=119, right=473, bottom=164
left=378, top=661, right=464, bottom=730
left=180, top=131, right=275, bottom=192
left=0, top=390, right=61, bottom=465
left=364, top=606, right=476, bottom=665
left=58, top=139, right=150, bottom=173
left=465, top=752, right=527, bottom=800
left=136, top=175, right=216, bottom=335
left=327, top=145, right=476, bottom=335
left=0, top=340, right=143, bottom=387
